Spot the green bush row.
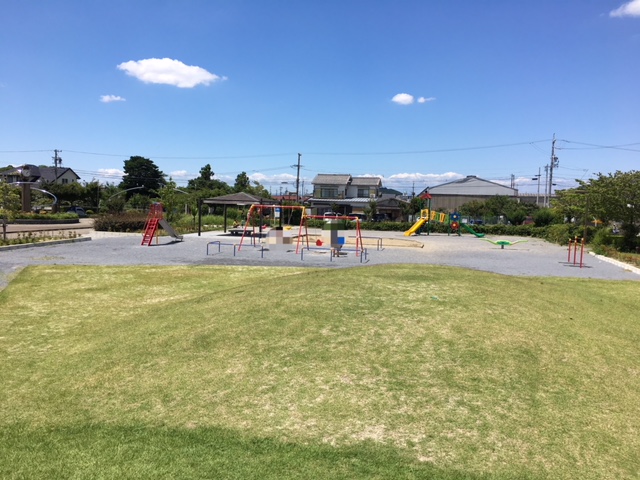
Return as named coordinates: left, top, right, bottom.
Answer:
left=14, top=212, right=79, bottom=220
left=93, top=212, right=148, bottom=232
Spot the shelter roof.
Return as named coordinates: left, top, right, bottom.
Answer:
left=201, top=192, right=278, bottom=206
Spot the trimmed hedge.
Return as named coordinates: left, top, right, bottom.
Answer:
left=93, top=212, right=147, bottom=232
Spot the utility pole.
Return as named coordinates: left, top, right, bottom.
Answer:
left=294, top=153, right=302, bottom=203
left=532, top=167, right=541, bottom=207
left=53, top=149, right=63, bottom=180
left=548, top=135, right=558, bottom=207
left=543, top=165, right=549, bottom=207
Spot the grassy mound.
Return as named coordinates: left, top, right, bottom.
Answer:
left=1, top=265, right=638, bottom=479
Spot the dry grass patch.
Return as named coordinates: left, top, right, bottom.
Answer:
left=1, top=264, right=639, bottom=479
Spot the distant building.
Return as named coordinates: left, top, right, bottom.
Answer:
left=419, top=175, right=518, bottom=212
left=0, top=165, right=81, bottom=185
left=38, top=166, right=81, bottom=185
left=309, top=174, right=408, bottom=221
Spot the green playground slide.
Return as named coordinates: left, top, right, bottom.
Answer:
left=404, top=218, right=427, bottom=236
left=461, top=223, right=485, bottom=237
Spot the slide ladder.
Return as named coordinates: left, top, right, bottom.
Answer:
left=141, top=203, right=164, bottom=246
left=141, top=217, right=160, bottom=245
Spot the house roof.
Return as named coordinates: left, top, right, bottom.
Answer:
left=312, top=174, right=351, bottom=185
left=38, top=167, right=80, bottom=182
left=307, top=197, right=408, bottom=207
left=0, top=165, right=42, bottom=182
left=307, top=197, right=373, bottom=205
left=350, top=177, right=382, bottom=187
left=426, top=175, right=518, bottom=196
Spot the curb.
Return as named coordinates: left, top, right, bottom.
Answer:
left=0, top=237, right=91, bottom=252
left=589, top=251, right=640, bottom=276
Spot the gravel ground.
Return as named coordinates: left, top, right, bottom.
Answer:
left=1, top=229, right=639, bottom=290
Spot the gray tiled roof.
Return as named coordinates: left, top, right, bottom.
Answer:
left=350, top=177, right=381, bottom=186
left=312, top=174, right=351, bottom=185
left=38, top=167, right=80, bottom=182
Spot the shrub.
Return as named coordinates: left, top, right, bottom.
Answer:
left=533, top=208, right=556, bottom=227
left=544, top=224, right=577, bottom=245
left=93, top=212, right=147, bottom=232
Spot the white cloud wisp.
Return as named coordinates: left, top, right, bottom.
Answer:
left=392, top=93, right=415, bottom=105
left=610, top=0, right=640, bottom=17
left=100, top=94, right=126, bottom=103
left=392, top=93, right=436, bottom=105
left=117, top=58, right=225, bottom=88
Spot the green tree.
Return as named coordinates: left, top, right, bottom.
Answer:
left=41, top=181, right=85, bottom=208
left=0, top=182, right=21, bottom=221
left=508, top=208, right=528, bottom=226
left=129, top=193, right=152, bottom=211
left=459, top=199, right=487, bottom=219
left=250, top=181, right=271, bottom=199
left=533, top=208, right=557, bottom=227
left=119, top=156, right=166, bottom=198
left=157, top=179, right=185, bottom=223
left=187, top=164, right=231, bottom=193
left=363, top=200, right=378, bottom=221
left=552, top=189, right=587, bottom=224
left=82, top=181, right=102, bottom=211
left=233, top=172, right=251, bottom=192
left=584, top=170, right=640, bottom=251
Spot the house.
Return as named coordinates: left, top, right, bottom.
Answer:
left=0, top=165, right=81, bottom=185
left=308, top=174, right=407, bottom=221
left=38, top=166, right=81, bottom=185
left=418, top=175, right=518, bottom=212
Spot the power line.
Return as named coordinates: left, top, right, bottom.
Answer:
left=304, top=139, right=552, bottom=156
left=557, top=140, right=640, bottom=152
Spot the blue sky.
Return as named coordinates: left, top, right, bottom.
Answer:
left=1, top=0, right=639, bottom=196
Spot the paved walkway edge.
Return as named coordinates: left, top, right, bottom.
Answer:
left=0, top=237, right=92, bottom=252
left=589, top=251, right=640, bottom=276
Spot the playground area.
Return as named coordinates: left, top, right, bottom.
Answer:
left=2, top=219, right=639, bottom=290
left=404, top=208, right=485, bottom=238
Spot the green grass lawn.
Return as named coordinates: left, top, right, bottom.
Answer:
left=1, top=264, right=639, bottom=479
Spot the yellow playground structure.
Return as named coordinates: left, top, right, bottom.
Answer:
left=404, top=209, right=456, bottom=236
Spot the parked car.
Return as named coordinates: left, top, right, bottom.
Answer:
left=322, top=212, right=338, bottom=218
left=66, top=206, right=87, bottom=217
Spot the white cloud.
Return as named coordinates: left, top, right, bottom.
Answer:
left=117, top=58, right=225, bottom=88
left=97, top=168, right=125, bottom=181
left=169, top=170, right=190, bottom=178
left=610, top=0, right=640, bottom=17
left=392, top=93, right=415, bottom=105
left=392, top=93, right=436, bottom=105
left=100, top=94, right=126, bottom=103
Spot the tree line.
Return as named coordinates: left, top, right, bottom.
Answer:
left=4, top=156, right=272, bottom=215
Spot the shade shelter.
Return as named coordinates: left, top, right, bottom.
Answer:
left=197, top=192, right=278, bottom=236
